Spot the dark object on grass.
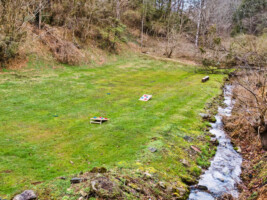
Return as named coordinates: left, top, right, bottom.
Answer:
left=202, top=76, right=210, bottom=83
left=148, top=147, right=157, bottom=153
left=31, top=181, right=43, bottom=185
left=70, top=178, right=83, bottom=184
left=13, top=190, right=37, bottom=200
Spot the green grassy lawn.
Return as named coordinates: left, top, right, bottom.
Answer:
left=0, top=55, right=225, bottom=198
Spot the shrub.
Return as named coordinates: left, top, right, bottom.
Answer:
left=39, top=25, right=84, bottom=65
left=98, top=18, right=127, bottom=52
left=230, top=34, right=267, bottom=68
left=122, top=10, right=141, bottom=27
left=0, top=1, right=27, bottom=67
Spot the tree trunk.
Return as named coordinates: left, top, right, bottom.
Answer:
left=116, top=0, right=120, bottom=20
left=195, top=0, right=203, bottom=47
left=141, top=0, right=145, bottom=49
left=179, top=0, right=185, bottom=34
left=260, top=126, right=267, bottom=150
left=39, top=3, right=42, bottom=29
left=35, top=1, right=42, bottom=29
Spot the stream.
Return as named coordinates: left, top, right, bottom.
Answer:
left=189, top=85, right=243, bottom=200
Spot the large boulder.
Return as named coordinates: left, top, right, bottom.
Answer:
left=90, top=176, right=122, bottom=199
left=13, top=190, right=37, bottom=200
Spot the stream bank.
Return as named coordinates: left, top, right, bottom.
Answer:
left=222, top=75, right=267, bottom=200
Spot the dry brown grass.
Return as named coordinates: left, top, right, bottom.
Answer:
left=12, top=23, right=128, bottom=68
left=2, top=23, right=114, bottom=70
left=223, top=70, right=267, bottom=200
left=231, top=71, right=267, bottom=146
left=231, top=34, right=267, bottom=68
left=37, top=25, right=85, bottom=65
left=141, top=33, right=201, bottom=63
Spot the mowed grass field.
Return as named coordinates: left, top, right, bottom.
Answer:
left=0, top=55, right=225, bottom=197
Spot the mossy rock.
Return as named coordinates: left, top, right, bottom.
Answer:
left=180, top=175, right=197, bottom=185
left=199, top=113, right=216, bottom=123
left=90, top=167, right=107, bottom=173
left=172, top=186, right=189, bottom=200
left=90, top=176, right=122, bottom=199
left=209, top=116, right=217, bottom=123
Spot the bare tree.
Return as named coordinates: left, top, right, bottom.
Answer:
left=204, top=0, right=242, bottom=34
left=0, top=0, right=29, bottom=66
left=231, top=34, right=267, bottom=150
left=234, top=70, right=267, bottom=150
left=141, top=0, right=147, bottom=49
left=195, top=0, right=203, bottom=47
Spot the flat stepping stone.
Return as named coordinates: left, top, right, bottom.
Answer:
left=70, top=178, right=83, bottom=184
left=13, top=190, right=37, bottom=200
left=148, top=147, right=157, bottom=153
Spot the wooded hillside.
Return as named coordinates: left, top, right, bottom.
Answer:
left=3, top=0, right=265, bottom=66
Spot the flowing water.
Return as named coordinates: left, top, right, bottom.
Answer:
left=189, top=85, right=243, bottom=200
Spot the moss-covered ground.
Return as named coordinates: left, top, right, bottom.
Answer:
left=0, top=55, right=225, bottom=198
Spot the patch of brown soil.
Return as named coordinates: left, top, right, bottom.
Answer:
left=142, top=53, right=198, bottom=67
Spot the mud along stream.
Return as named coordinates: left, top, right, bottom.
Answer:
left=189, top=85, right=243, bottom=200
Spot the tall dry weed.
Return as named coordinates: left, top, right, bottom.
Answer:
left=38, top=25, right=85, bottom=65
left=231, top=34, right=267, bottom=68
left=231, top=70, right=267, bottom=149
